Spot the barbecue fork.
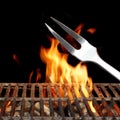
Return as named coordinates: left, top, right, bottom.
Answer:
left=45, top=17, right=120, bottom=81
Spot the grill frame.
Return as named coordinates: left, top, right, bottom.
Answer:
left=0, top=83, right=120, bottom=120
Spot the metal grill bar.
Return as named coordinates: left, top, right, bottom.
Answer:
left=0, top=83, right=120, bottom=120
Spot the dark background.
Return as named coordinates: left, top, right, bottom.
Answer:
left=0, top=2, right=120, bottom=83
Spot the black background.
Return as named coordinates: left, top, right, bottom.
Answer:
left=0, top=1, right=120, bottom=83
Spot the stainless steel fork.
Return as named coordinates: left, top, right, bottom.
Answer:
left=45, top=17, right=120, bottom=81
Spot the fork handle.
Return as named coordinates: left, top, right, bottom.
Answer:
left=94, top=54, right=120, bottom=81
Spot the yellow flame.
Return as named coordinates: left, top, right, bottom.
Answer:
left=40, top=37, right=93, bottom=98
left=39, top=23, right=97, bottom=114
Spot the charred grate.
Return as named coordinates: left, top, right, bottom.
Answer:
left=0, top=83, right=120, bottom=120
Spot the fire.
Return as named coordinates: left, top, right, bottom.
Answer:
left=40, top=36, right=92, bottom=98
left=39, top=23, right=97, bottom=114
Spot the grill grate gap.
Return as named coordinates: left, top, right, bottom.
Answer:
left=0, top=88, right=6, bottom=98
left=18, top=87, right=23, bottom=97
left=35, top=86, right=39, bottom=98
left=26, top=85, right=31, bottom=97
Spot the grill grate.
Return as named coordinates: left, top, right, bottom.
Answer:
left=0, top=83, right=120, bottom=120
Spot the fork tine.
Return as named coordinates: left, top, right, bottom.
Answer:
left=50, top=17, right=86, bottom=45
left=45, top=23, right=75, bottom=54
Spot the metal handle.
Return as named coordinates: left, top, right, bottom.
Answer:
left=93, top=54, right=120, bottom=81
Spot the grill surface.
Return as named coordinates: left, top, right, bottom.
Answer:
left=0, top=83, right=120, bottom=120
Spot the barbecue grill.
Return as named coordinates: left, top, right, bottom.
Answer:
left=1, top=3, right=120, bottom=120
left=0, top=82, right=120, bottom=120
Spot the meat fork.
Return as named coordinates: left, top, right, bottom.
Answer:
left=45, top=17, right=120, bottom=81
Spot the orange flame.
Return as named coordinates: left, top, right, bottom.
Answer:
left=39, top=23, right=97, bottom=114
left=40, top=37, right=92, bottom=98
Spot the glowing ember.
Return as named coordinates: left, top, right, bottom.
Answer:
left=13, top=53, right=21, bottom=65
left=39, top=23, right=97, bottom=114
left=87, top=28, right=96, bottom=34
